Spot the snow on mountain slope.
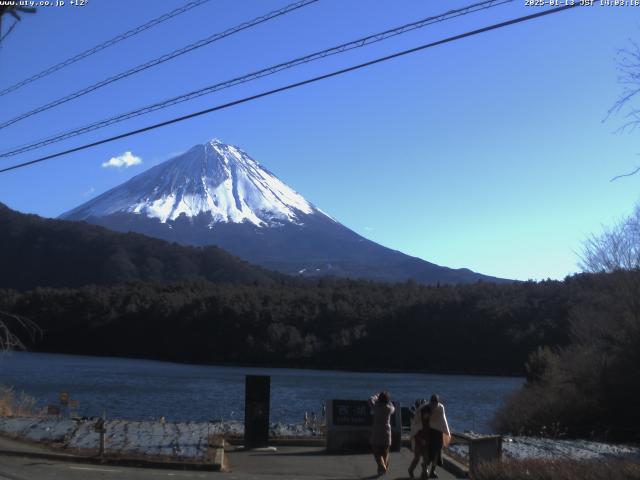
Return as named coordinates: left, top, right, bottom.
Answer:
left=61, top=139, right=320, bottom=227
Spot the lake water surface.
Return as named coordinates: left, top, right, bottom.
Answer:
left=0, top=352, right=523, bottom=433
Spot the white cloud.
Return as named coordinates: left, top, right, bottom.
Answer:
left=102, top=151, right=142, bottom=169
left=82, top=187, right=95, bottom=197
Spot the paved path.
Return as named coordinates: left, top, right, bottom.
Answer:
left=0, top=436, right=49, bottom=455
left=224, top=446, right=458, bottom=479
left=0, top=442, right=460, bottom=479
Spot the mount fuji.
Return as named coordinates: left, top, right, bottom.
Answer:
left=61, top=139, right=504, bottom=284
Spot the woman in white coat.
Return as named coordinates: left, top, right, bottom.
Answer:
left=426, top=394, right=451, bottom=479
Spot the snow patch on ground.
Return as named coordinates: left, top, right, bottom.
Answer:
left=4, top=417, right=637, bottom=463
left=449, top=435, right=640, bottom=461
left=0, top=417, right=75, bottom=443
left=0, top=417, right=320, bottom=460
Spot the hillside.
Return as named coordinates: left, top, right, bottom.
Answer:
left=0, top=202, right=282, bottom=290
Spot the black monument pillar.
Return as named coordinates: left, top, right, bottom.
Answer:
left=244, top=375, right=270, bottom=448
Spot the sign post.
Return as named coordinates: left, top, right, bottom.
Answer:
left=94, top=412, right=107, bottom=460
left=59, top=392, right=69, bottom=418
left=69, top=399, right=79, bottom=417
left=244, top=375, right=270, bottom=449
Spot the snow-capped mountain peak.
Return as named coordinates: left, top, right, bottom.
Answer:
left=61, top=139, right=318, bottom=227
left=59, top=138, right=505, bottom=285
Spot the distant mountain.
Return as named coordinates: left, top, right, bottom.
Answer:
left=61, top=139, right=506, bottom=284
left=0, top=203, right=281, bottom=290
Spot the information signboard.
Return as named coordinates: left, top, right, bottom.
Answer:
left=326, top=399, right=401, bottom=452
left=332, top=399, right=371, bottom=426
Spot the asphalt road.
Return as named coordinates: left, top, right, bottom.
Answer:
left=0, top=446, right=460, bottom=480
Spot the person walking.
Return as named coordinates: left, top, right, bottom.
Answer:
left=408, top=399, right=430, bottom=478
left=426, top=394, right=451, bottom=479
left=369, top=391, right=395, bottom=476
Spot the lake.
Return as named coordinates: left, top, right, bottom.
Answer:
left=0, top=351, right=523, bottom=433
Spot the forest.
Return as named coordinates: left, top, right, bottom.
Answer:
left=0, top=274, right=585, bottom=375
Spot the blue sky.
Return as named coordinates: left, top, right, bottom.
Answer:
left=0, top=0, right=638, bottom=281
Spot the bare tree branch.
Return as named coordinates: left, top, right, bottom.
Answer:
left=607, top=39, right=640, bottom=125
left=579, top=204, right=640, bottom=272
left=0, top=310, right=40, bottom=352
left=610, top=165, right=640, bottom=182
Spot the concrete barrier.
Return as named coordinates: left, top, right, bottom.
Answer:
left=454, top=432, right=502, bottom=478
left=469, top=435, right=502, bottom=477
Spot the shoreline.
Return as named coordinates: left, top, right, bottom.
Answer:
left=11, top=349, right=526, bottom=379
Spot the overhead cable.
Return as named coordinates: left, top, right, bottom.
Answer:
left=0, top=0, right=512, bottom=157
left=0, top=0, right=212, bottom=97
left=0, top=0, right=319, bottom=130
left=0, top=4, right=580, bottom=175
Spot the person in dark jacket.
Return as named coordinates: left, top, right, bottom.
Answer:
left=408, top=399, right=430, bottom=478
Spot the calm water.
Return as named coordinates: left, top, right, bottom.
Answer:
left=0, top=352, right=523, bottom=433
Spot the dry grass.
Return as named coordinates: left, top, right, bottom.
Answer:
left=474, top=458, right=640, bottom=480
left=0, top=385, right=38, bottom=417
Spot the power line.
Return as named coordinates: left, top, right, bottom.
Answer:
left=0, top=0, right=513, bottom=157
left=0, top=0, right=319, bottom=131
left=0, top=0, right=212, bottom=98
left=0, top=4, right=579, bottom=175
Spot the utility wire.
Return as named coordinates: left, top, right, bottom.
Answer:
left=0, top=0, right=319, bottom=130
left=0, top=4, right=579, bottom=175
left=0, top=0, right=512, bottom=157
left=0, top=0, right=212, bottom=98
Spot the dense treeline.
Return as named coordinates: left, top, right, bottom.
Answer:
left=0, top=275, right=582, bottom=375
left=0, top=203, right=283, bottom=289
left=494, top=269, right=640, bottom=441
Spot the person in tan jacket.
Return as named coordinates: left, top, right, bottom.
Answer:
left=369, top=391, right=395, bottom=476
